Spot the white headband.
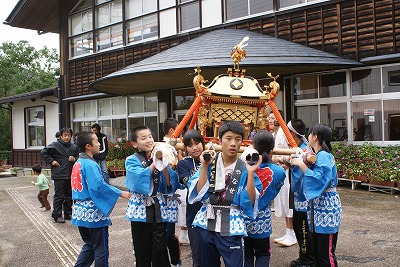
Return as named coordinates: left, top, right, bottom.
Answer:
left=287, top=121, right=308, bottom=145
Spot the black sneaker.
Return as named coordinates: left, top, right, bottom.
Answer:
left=54, top=217, right=65, bottom=223
left=290, top=259, right=315, bottom=267
left=64, top=215, right=72, bottom=220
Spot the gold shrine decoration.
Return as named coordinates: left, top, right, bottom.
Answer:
left=230, top=36, right=249, bottom=69
left=170, top=35, right=297, bottom=150
left=209, top=103, right=257, bottom=124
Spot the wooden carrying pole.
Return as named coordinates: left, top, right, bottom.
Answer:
left=171, top=142, right=300, bottom=155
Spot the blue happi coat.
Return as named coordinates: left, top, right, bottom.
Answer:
left=188, top=159, right=262, bottom=237
left=245, top=162, right=286, bottom=239
left=291, top=142, right=309, bottom=212
left=125, top=153, right=179, bottom=223
left=71, top=153, right=122, bottom=228
left=291, top=150, right=342, bottom=234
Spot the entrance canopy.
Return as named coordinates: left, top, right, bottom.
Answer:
left=89, top=29, right=362, bottom=95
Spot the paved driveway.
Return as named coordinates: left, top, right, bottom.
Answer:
left=0, top=175, right=399, bottom=266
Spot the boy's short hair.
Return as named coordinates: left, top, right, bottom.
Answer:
left=76, top=131, right=95, bottom=152
left=59, top=127, right=73, bottom=136
left=130, top=126, right=151, bottom=142
left=290, top=119, right=306, bottom=136
left=218, top=120, right=244, bottom=140
left=183, top=129, right=205, bottom=149
left=32, top=164, right=42, bottom=173
left=91, top=123, right=101, bottom=131
left=162, top=118, right=178, bottom=135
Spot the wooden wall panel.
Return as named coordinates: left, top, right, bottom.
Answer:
left=291, top=11, right=307, bottom=46
left=68, top=0, right=400, bottom=97
left=306, top=7, right=323, bottom=50
left=13, top=150, right=50, bottom=168
left=323, top=4, right=340, bottom=55
left=340, top=1, right=357, bottom=59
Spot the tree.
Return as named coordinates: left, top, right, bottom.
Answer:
left=0, top=41, right=60, bottom=151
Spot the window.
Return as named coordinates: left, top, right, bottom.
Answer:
left=96, top=0, right=122, bottom=28
left=70, top=33, right=94, bottom=57
left=320, top=103, right=347, bottom=141
left=352, top=101, right=382, bottom=141
left=320, top=72, right=347, bottom=98
left=96, top=24, right=123, bottom=51
left=383, top=65, right=400, bottom=93
left=126, top=0, right=157, bottom=19
left=179, top=1, right=200, bottom=32
left=145, top=94, right=158, bottom=112
left=26, top=106, right=45, bottom=147
left=226, top=0, right=273, bottom=21
left=172, top=89, right=195, bottom=110
left=127, top=14, right=158, bottom=43
left=128, top=93, right=158, bottom=114
left=99, top=99, right=112, bottom=117
left=129, top=96, right=144, bottom=113
left=351, top=68, right=381, bottom=96
left=73, top=121, right=96, bottom=133
left=384, top=100, right=400, bottom=141
left=279, top=0, right=318, bottom=9
left=99, top=118, right=128, bottom=143
left=250, top=0, right=273, bottom=15
left=296, top=105, right=318, bottom=135
left=73, top=101, right=96, bottom=118
left=226, top=0, right=249, bottom=21
left=129, top=116, right=158, bottom=140
left=95, top=0, right=123, bottom=51
left=70, top=10, right=93, bottom=36
left=293, top=76, right=318, bottom=100
left=112, top=118, right=128, bottom=141
left=69, top=0, right=94, bottom=58
left=112, top=97, right=127, bottom=115
left=128, top=93, right=159, bottom=139
left=125, top=0, right=158, bottom=43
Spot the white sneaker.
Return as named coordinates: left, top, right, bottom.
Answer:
left=277, top=230, right=297, bottom=247
left=273, top=234, right=286, bottom=243
left=179, top=229, right=190, bottom=245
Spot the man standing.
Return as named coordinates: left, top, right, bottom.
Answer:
left=42, top=128, right=80, bottom=223
left=91, top=123, right=110, bottom=183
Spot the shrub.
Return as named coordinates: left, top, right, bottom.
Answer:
left=332, top=142, right=400, bottom=183
left=106, top=139, right=137, bottom=170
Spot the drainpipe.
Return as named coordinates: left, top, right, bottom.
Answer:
left=57, top=76, right=63, bottom=129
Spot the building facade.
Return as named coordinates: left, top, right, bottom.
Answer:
left=5, top=0, right=400, bottom=166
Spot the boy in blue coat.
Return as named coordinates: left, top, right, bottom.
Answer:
left=71, top=131, right=131, bottom=267
left=125, top=125, right=179, bottom=267
left=187, top=121, right=262, bottom=267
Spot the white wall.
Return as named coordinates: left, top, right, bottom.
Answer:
left=12, top=96, right=59, bottom=149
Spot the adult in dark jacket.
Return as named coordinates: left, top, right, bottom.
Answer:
left=91, top=123, right=109, bottom=183
left=42, top=128, right=80, bottom=223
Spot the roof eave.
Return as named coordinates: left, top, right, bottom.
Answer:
left=0, top=87, right=57, bottom=105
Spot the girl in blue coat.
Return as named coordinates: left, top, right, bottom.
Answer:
left=290, top=124, right=342, bottom=267
left=244, top=130, right=286, bottom=267
left=175, top=130, right=205, bottom=267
